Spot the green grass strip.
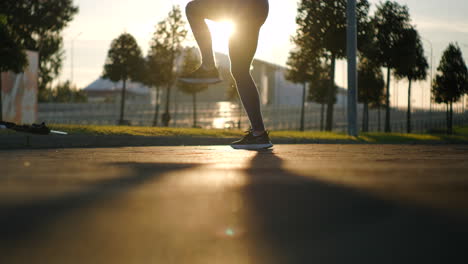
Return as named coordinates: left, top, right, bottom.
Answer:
left=2, top=124, right=468, bottom=144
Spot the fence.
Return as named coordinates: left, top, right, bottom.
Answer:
left=38, top=102, right=468, bottom=133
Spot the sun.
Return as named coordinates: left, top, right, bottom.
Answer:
left=206, top=20, right=236, bottom=53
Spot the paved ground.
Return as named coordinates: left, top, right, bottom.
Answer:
left=1, top=144, right=468, bottom=264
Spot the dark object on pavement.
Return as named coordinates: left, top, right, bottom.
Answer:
left=0, top=121, right=67, bottom=135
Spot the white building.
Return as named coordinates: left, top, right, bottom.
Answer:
left=83, top=51, right=307, bottom=107
left=83, top=78, right=153, bottom=104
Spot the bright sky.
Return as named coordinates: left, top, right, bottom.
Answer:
left=62, top=0, right=468, bottom=108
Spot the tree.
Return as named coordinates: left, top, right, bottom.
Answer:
left=295, top=0, right=370, bottom=131
left=150, top=5, right=187, bottom=127
left=372, top=1, right=412, bottom=132
left=144, top=51, right=164, bottom=126
left=358, top=58, right=385, bottom=132
left=102, top=33, right=144, bottom=125
left=178, top=49, right=208, bottom=128
left=432, top=43, right=468, bottom=134
left=310, top=79, right=332, bottom=131
left=286, top=44, right=332, bottom=131
left=0, top=15, right=28, bottom=121
left=394, top=28, right=428, bottom=133
left=0, top=0, right=78, bottom=94
left=286, top=39, right=322, bottom=131
left=358, top=20, right=386, bottom=132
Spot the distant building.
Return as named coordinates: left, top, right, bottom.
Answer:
left=179, top=52, right=305, bottom=106
left=83, top=51, right=328, bottom=107
left=83, top=78, right=154, bottom=104
left=251, top=57, right=304, bottom=106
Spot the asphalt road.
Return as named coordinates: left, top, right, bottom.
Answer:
left=1, top=144, right=468, bottom=264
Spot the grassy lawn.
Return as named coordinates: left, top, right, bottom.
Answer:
left=358, top=132, right=468, bottom=144
left=49, top=124, right=246, bottom=137
left=44, top=124, right=357, bottom=140
left=2, top=123, right=468, bottom=144
left=50, top=124, right=468, bottom=143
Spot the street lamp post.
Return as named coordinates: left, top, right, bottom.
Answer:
left=422, top=37, right=433, bottom=124
left=347, top=0, right=358, bottom=136
left=70, top=32, right=82, bottom=85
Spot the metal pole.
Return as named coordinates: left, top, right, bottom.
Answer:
left=429, top=42, right=433, bottom=124
left=422, top=37, right=433, bottom=124
left=347, top=0, right=358, bottom=136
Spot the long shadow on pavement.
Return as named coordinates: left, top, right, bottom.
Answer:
left=241, top=150, right=468, bottom=263
left=1, top=149, right=467, bottom=263
left=0, top=163, right=199, bottom=243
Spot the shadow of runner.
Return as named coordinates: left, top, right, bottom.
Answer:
left=1, top=150, right=467, bottom=264
left=0, top=163, right=199, bottom=243
left=241, top=150, right=468, bottom=264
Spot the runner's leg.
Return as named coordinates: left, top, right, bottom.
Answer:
left=185, top=0, right=218, bottom=69
left=229, top=22, right=266, bottom=133
left=186, top=0, right=269, bottom=133
left=229, top=1, right=269, bottom=134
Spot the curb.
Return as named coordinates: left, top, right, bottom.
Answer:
left=0, top=135, right=234, bottom=149
left=0, top=134, right=360, bottom=150
left=2, top=134, right=467, bottom=150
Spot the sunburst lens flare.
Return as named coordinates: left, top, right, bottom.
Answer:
left=207, top=20, right=236, bottom=52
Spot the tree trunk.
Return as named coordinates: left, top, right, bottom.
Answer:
left=325, top=55, right=336, bottom=131
left=0, top=73, right=3, bottom=122
left=163, top=48, right=176, bottom=127
left=119, top=79, right=127, bottom=125
left=320, top=103, right=325, bottom=131
left=377, top=104, right=381, bottom=132
left=192, top=93, right=197, bottom=128
left=445, top=103, right=449, bottom=133
left=173, top=87, right=179, bottom=127
left=153, top=87, right=161, bottom=126
left=300, top=82, right=306, bottom=131
left=385, top=67, right=391, bottom=132
left=162, top=83, right=172, bottom=127
left=407, top=78, right=412, bottom=133
left=362, top=102, right=369, bottom=133
left=448, top=100, right=453, bottom=135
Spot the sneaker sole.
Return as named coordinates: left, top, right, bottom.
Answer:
left=230, top=143, right=273, bottom=150
left=178, top=77, right=223, bottom=85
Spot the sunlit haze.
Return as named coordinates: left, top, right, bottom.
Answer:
left=206, top=20, right=236, bottom=53
left=62, top=0, right=468, bottom=108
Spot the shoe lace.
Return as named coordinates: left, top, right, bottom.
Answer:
left=243, top=128, right=268, bottom=136
left=241, top=129, right=254, bottom=139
